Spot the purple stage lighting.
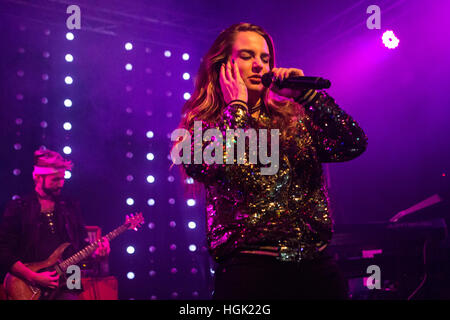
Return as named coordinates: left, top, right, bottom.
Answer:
left=382, top=30, right=399, bottom=49
left=125, top=42, right=133, bottom=50
left=63, top=122, right=72, bottom=131
left=188, top=221, right=196, bottom=229
left=65, top=54, right=73, bottom=62
left=64, top=99, right=72, bottom=107
left=66, top=32, right=74, bottom=40
left=64, top=76, right=73, bottom=85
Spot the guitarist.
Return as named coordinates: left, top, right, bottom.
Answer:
left=0, top=148, right=110, bottom=299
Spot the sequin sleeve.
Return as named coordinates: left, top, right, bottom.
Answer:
left=297, top=89, right=368, bottom=162
left=182, top=103, right=252, bottom=184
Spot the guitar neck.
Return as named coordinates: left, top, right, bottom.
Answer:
left=58, top=223, right=131, bottom=272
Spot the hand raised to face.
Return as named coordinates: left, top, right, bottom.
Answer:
left=219, top=59, right=248, bottom=105
left=269, top=67, right=305, bottom=99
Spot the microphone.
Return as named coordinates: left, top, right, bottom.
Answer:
left=261, top=72, right=331, bottom=90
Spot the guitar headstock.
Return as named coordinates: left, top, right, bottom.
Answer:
left=125, top=212, right=144, bottom=231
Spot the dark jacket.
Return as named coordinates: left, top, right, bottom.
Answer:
left=183, top=90, right=368, bottom=261
left=0, top=192, right=88, bottom=276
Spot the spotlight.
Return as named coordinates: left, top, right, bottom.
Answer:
left=147, top=198, right=155, bottom=206
left=183, top=72, right=190, bottom=80
left=63, top=122, right=72, bottom=131
left=382, top=30, right=399, bottom=49
left=127, top=272, right=135, bottom=280
left=164, top=50, right=171, bottom=58
left=63, top=146, right=72, bottom=154
left=187, top=199, right=196, bottom=206
left=64, top=99, right=72, bottom=107
left=146, top=175, right=155, bottom=183
left=146, top=131, right=154, bottom=138
left=65, top=171, right=72, bottom=179
left=188, top=221, right=196, bottom=229
left=66, top=32, right=74, bottom=40
left=183, top=92, right=191, bottom=100
left=126, top=198, right=134, bottom=206
left=125, top=42, right=133, bottom=50
left=125, top=63, right=133, bottom=71
left=146, top=153, right=154, bottom=161
left=65, top=76, right=73, bottom=85
left=182, top=53, right=190, bottom=61
left=189, top=244, right=197, bottom=252
left=126, top=246, right=135, bottom=254
left=65, top=54, right=73, bottom=62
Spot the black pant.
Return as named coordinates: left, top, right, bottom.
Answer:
left=213, top=251, right=348, bottom=300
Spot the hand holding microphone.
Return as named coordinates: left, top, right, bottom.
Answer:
left=264, top=67, right=331, bottom=99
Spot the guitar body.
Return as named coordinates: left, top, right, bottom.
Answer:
left=3, top=242, right=71, bottom=300
left=3, top=212, right=144, bottom=300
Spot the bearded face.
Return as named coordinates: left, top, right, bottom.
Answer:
left=36, top=171, right=65, bottom=199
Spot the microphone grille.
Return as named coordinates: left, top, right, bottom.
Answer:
left=261, top=73, right=273, bottom=88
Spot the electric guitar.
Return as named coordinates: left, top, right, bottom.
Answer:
left=3, top=212, right=144, bottom=300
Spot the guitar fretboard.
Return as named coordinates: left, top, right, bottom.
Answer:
left=58, top=223, right=131, bottom=272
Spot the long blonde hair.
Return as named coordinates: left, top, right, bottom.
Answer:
left=172, top=23, right=304, bottom=189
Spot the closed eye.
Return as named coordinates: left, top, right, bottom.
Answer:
left=240, top=56, right=270, bottom=64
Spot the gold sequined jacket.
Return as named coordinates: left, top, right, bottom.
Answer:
left=183, top=90, right=368, bottom=262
